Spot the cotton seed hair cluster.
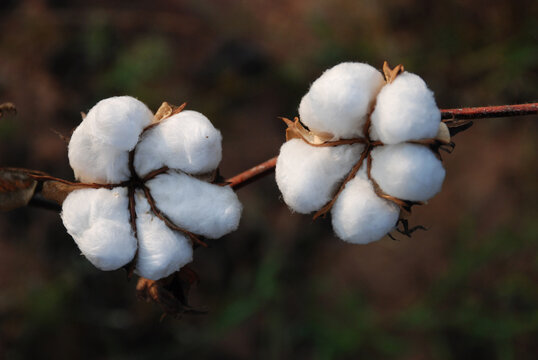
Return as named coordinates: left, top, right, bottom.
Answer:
left=276, top=62, right=447, bottom=244
left=62, top=96, right=242, bottom=280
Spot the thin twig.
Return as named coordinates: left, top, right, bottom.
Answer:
left=440, top=103, right=538, bottom=119
left=226, top=156, right=278, bottom=190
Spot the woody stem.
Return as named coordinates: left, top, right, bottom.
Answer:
left=440, top=103, right=538, bottom=119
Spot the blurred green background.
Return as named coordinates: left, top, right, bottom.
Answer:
left=0, top=0, right=537, bottom=359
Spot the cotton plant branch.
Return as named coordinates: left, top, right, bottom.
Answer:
left=3, top=103, right=536, bottom=212
left=225, top=103, right=538, bottom=189
left=440, top=103, right=538, bottom=119
left=1, top=101, right=537, bottom=317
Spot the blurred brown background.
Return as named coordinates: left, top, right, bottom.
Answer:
left=0, top=0, right=537, bottom=359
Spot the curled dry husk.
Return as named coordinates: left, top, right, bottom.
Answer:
left=0, top=168, right=37, bottom=211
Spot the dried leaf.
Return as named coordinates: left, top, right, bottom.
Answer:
left=281, top=117, right=334, bottom=144
left=170, top=102, right=187, bottom=116
left=0, top=168, right=37, bottom=211
left=382, top=61, right=404, bottom=83
left=152, top=102, right=187, bottom=124
left=0, top=102, right=16, bottom=119
left=153, top=102, right=174, bottom=123
left=136, top=267, right=207, bottom=317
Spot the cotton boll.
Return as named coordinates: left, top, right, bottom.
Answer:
left=60, top=187, right=92, bottom=235
left=370, top=72, right=440, bottom=144
left=147, top=172, right=242, bottom=239
left=134, top=110, right=222, bottom=177
left=79, top=220, right=136, bottom=270
left=61, top=187, right=137, bottom=271
left=275, top=139, right=364, bottom=214
left=68, top=96, right=153, bottom=183
left=299, top=62, right=385, bottom=139
left=84, top=96, right=153, bottom=150
left=68, top=122, right=131, bottom=183
left=370, top=143, right=445, bottom=201
left=331, top=173, right=400, bottom=244
left=134, top=191, right=193, bottom=280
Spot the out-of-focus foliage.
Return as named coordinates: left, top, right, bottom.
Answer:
left=0, top=0, right=536, bottom=359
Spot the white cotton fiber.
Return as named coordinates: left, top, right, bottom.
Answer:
left=275, top=138, right=364, bottom=214
left=68, top=122, right=131, bottom=183
left=299, top=62, right=385, bottom=139
left=68, top=96, right=153, bottom=183
left=331, top=171, right=400, bottom=244
left=134, top=191, right=193, bottom=280
left=370, top=143, right=445, bottom=201
left=147, top=171, right=242, bottom=239
left=84, top=96, right=153, bottom=150
left=61, top=187, right=137, bottom=271
left=370, top=72, right=440, bottom=144
left=134, top=110, right=222, bottom=177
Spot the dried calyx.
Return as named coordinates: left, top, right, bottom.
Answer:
left=37, top=96, right=242, bottom=283
left=136, top=265, right=207, bottom=317
left=276, top=61, right=452, bottom=244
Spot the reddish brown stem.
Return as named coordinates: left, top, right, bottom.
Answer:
left=440, top=103, right=538, bottom=119
left=226, top=103, right=538, bottom=189
left=226, top=156, right=278, bottom=190
left=22, top=104, right=538, bottom=206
